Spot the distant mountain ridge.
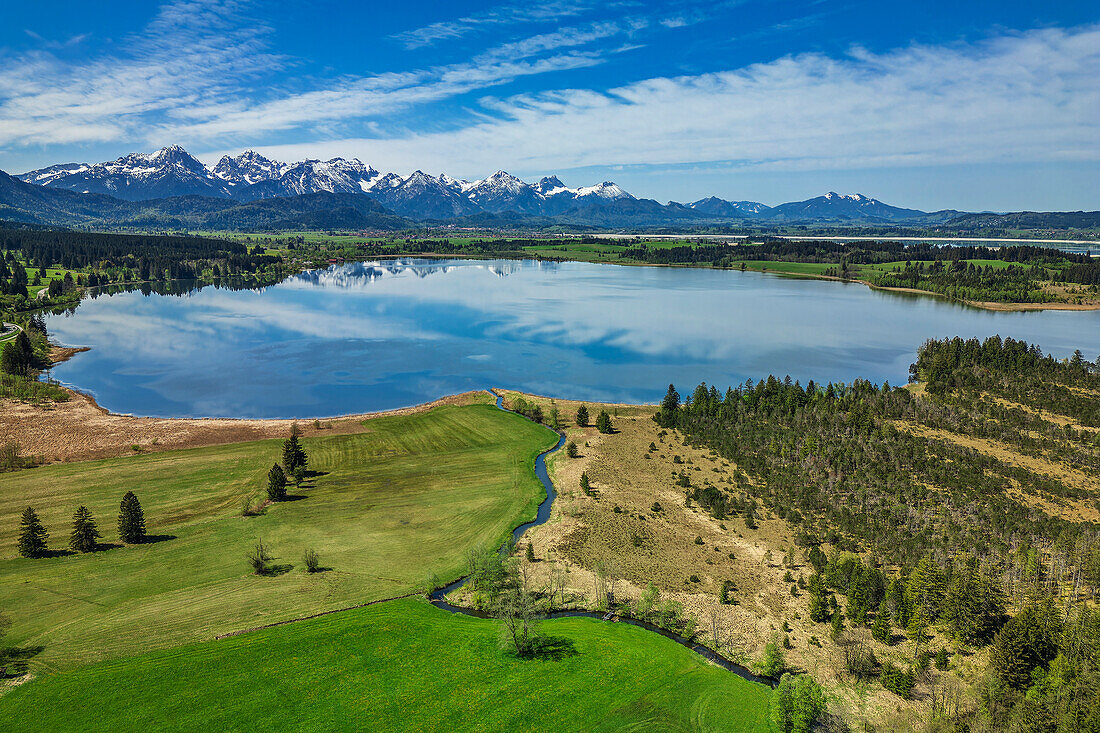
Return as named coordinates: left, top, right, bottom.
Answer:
left=7, top=146, right=1098, bottom=230
left=15, top=145, right=953, bottom=225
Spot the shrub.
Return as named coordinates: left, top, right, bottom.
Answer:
left=651, top=502, right=662, bottom=513
left=248, top=541, right=274, bottom=575
left=303, top=548, right=321, bottom=573
left=694, top=535, right=704, bottom=545
left=755, top=637, right=787, bottom=677
left=881, top=662, right=915, bottom=698
left=770, top=673, right=827, bottom=733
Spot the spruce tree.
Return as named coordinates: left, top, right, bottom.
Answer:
left=17, top=507, right=48, bottom=558
left=661, top=384, right=680, bottom=413
left=117, top=491, right=146, bottom=544
left=267, top=464, right=288, bottom=501
left=282, top=434, right=308, bottom=473
left=580, top=471, right=591, bottom=495
left=830, top=611, right=844, bottom=641
left=69, top=506, right=101, bottom=553
left=872, top=601, right=891, bottom=644
left=575, top=405, right=589, bottom=427
left=596, top=410, right=613, bottom=434
left=907, top=553, right=946, bottom=622
left=808, top=574, right=829, bottom=622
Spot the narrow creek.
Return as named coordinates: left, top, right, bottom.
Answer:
left=429, top=391, right=778, bottom=688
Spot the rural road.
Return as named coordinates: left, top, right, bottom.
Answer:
left=0, top=321, right=23, bottom=343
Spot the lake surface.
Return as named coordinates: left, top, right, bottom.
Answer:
left=42, top=259, right=1100, bottom=418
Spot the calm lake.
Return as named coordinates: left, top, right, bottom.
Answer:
left=42, top=259, right=1100, bottom=418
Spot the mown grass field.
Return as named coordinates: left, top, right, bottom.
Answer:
left=0, top=402, right=557, bottom=671
left=0, top=597, right=774, bottom=732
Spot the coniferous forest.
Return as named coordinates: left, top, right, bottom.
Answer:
left=653, top=337, right=1100, bottom=730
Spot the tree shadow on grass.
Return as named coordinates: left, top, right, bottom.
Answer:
left=0, top=645, right=44, bottom=678
left=527, top=636, right=578, bottom=661
left=281, top=494, right=308, bottom=502
left=264, top=563, right=294, bottom=577
left=304, top=470, right=329, bottom=479
left=139, top=534, right=177, bottom=545
left=38, top=549, right=74, bottom=559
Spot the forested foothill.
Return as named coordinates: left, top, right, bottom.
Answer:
left=620, top=240, right=1100, bottom=305
left=0, top=227, right=287, bottom=317
left=648, top=337, right=1100, bottom=731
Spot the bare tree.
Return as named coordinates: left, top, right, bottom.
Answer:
left=493, top=586, right=540, bottom=656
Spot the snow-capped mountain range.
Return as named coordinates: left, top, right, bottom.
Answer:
left=15, top=145, right=950, bottom=223
left=17, top=147, right=657, bottom=219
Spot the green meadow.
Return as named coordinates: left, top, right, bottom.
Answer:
left=0, top=597, right=775, bottom=732
left=0, top=401, right=557, bottom=671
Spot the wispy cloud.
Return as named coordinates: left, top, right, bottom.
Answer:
left=391, top=0, right=600, bottom=49
left=251, top=24, right=1100, bottom=179
left=0, top=0, right=280, bottom=147
left=0, top=0, right=646, bottom=150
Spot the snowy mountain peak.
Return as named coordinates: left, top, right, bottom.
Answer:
left=574, top=181, right=631, bottom=200
left=212, top=150, right=286, bottom=186
left=535, top=176, right=566, bottom=195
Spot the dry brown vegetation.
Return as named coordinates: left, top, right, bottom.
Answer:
left=495, top=392, right=963, bottom=729
left=497, top=387, right=1100, bottom=732
left=1, top=386, right=493, bottom=463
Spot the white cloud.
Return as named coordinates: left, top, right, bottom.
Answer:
left=245, top=25, right=1100, bottom=179
left=391, top=0, right=600, bottom=49
left=0, top=0, right=280, bottom=147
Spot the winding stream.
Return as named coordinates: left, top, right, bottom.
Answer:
left=428, top=392, right=778, bottom=688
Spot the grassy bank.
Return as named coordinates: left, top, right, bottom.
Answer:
left=0, top=401, right=557, bottom=671
left=0, top=597, right=774, bottom=732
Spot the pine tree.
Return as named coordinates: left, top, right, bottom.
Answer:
left=17, top=507, right=48, bottom=558
left=282, top=434, right=308, bottom=473
left=661, top=384, right=680, bottom=412
left=69, top=506, right=101, bottom=553
left=267, top=463, right=288, bottom=501
left=872, top=601, right=891, bottom=644
left=886, top=575, right=911, bottom=628
left=595, top=410, right=613, bottom=434
left=989, top=602, right=1061, bottom=689
left=907, top=611, right=929, bottom=648
left=830, top=611, right=844, bottom=641
left=907, top=553, right=946, bottom=622
left=942, top=559, right=1005, bottom=645
left=580, top=471, right=591, bottom=495
left=117, top=491, right=146, bottom=544
left=575, top=405, right=589, bottom=427
left=808, top=574, right=829, bottom=623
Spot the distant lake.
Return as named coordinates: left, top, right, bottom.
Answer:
left=42, top=259, right=1100, bottom=418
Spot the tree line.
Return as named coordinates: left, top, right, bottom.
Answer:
left=18, top=492, right=146, bottom=557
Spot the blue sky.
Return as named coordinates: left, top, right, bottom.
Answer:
left=0, top=0, right=1097, bottom=210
